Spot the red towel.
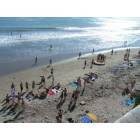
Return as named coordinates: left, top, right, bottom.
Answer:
left=48, top=89, right=55, bottom=96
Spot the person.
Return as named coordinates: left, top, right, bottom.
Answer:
left=51, top=75, right=54, bottom=87
left=49, top=58, right=52, bottom=66
left=35, top=56, right=38, bottom=65
left=83, top=60, right=87, bottom=69
left=20, top=82, right=23, bottom=93
left=63, top=88, right=67, bottom=102
left=78, top=52, right=82, bottom=59
left=41, top=76, right=46, bottom=85
left=50, top=44, right=53, bottom=49
left=25, top=81, right=29, bottom=91
left=90, top=58, right=94, bottom=69
left=92, top=48, right=94, bottom=54
left=11, top=82, right=16, bottom=99
left=111, top=49, right=113, bottom=55
left=81, top=79, right=86, bottom=96
left=17, top=92, right=21, bottom=102
left=56, top=109, right=63, bottom=123
left=11, top=82, right=15, bottom=90
left=51, top=67, right=54, bottom=75
left=122, top=84, right=130, bottom=96
left=77, top=77, right=81, bottom=88
left=55, top=83, right=61, bottom=90
left=32, top=80, right=35, bottom=90
left=131, top=80, right=136, bottom=90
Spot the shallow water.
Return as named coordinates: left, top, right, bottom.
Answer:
left=0, top=17, right=140, bottom=76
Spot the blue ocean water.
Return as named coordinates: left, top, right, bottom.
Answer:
left=0, top=17, right=140, bottom=75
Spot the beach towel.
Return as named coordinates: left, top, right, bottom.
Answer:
left=48, top=89, right=55, bottom=96
left=87, top=113, right=97, bottom=121
left=81, top=116, right=92, bottom=123
left=68, top=82, right=78, bottom=90
left=125, top=98, right=135, bottom=106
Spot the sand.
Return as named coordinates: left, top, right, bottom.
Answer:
left=0, top=48, right=140, bottom=123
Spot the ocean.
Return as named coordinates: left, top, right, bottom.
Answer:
left=0, top=17, right=140, bottom=75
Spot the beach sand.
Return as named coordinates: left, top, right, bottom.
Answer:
left=0, top=48, right=140, bottom=123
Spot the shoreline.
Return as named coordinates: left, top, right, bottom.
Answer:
left=0, top=46, right=139, bottom=78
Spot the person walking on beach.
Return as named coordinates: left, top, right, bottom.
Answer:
left=20, top=82, right=23, bottom=93
left=35, top=56, right=38, bottom=65
left=78, top=52, right=82, bottom=59
left=83, top=59, right=87, bottom=69
left=11, top=82, right=16, bottom=98
left=90, top=58, right=94, bottom=69
left=25, top=81, right=29, bottom=91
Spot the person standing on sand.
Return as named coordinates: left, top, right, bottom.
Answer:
left=83, top=60, right=87, bottom=69
left=11, top=82, right=15, bottom=91
left=25, top=81, right=29, bottom=91
left=90, top=58, right=94, bottom=69
left=11, top=82, right=16, bottom=98
left=78, top=52, right=82, bottom=59
left=63, top=88, right=67, bottom=102
left=20, top=82, right=23, bottom=93
left=32, top=80, right=35, bottom=90
left=35, top=56, right=38, bottom=65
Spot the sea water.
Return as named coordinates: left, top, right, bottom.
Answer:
left=0, top=17, right=140, bottom=75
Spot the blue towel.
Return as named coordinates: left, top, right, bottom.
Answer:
left=81, top=116, right=92, bottom=123
left=125, top=98, right=135, bottom=106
